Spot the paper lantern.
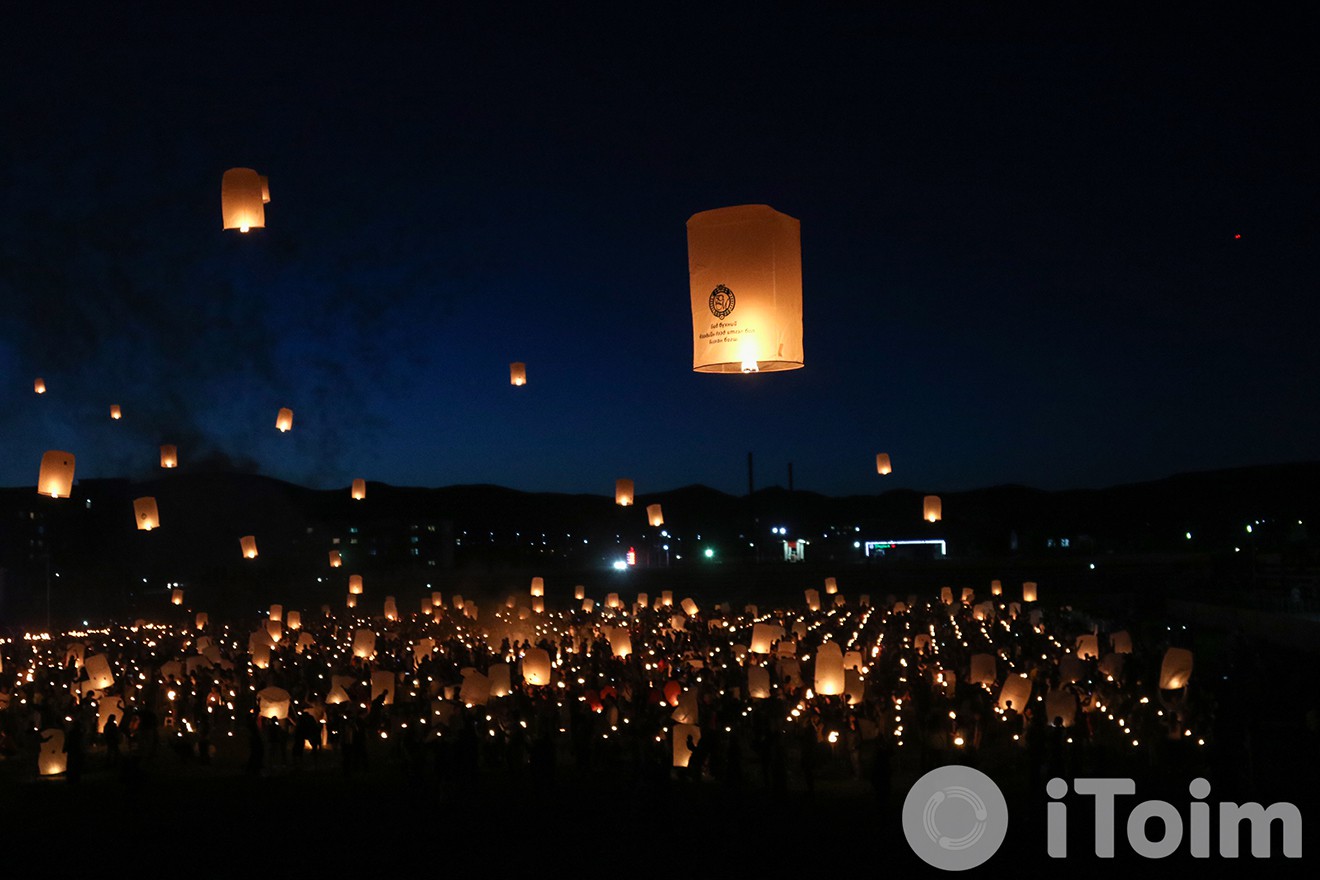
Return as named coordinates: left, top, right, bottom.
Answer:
left=531, top=597, right=544, bottom=613
left=348, top=575, right=363, bottom=595
left=259, top=175, right=270, bottom=203
left=84, top=654, right=114, bottom=691
left=509, top=362, right=526, bottom=386
left=1076, top=634, right=1100, bottom=660
left=38, top=730, right=66, bottom=776
left=128, top=496, right=161, bottom=532
left=573, top=585, right=585, bottom=601
left=264, top=603, right=282, bottom=623
left=673, top=723, right=701, bottom=768
left=432, top=591, right=443, bottom=608
left=669, top=613, right=686, bottom=631
left=325, top=681, right=351, bottom=705
left=804, top=589, right=820, bottom=612
left=327, top=550, right=342, bottom=568
left=97, top=695, right=125, bottom=734
left=776, top=656, right=803, bottom=688
left=750, top=623, right=783, bottom=655
left=914, top=633, right=931, bottom=652
left=923, top=495, right=942, bottom=523
left=257, top=686, right=291, bottom=720
left=687, top=204, right=803, bottom=373
left=110, top=405, right=122, bottom=420
left=171, top=588, right=184, bottom=606
left=940, top=587, right=953, bottom=605
left=1023, top=582, right=1038, bottom=603
left=672, top=690, right=699, bottom=725
left=160, top=445, right=178, bottom=468
left=463, top=600, right=478, bottom=620
left=681, top=598, right=699, bottom=617
left=34, top=377, right=45, bottom=394
left=413, top=638, right=435, bottom=668
left=973, top=601, right=995, bottom=622
left=530, top=577, right=544, bottom=597
left=1099, top=653, right=1125, bottom=679
left=997, top=675, right=1032, bottom=713
left=961, top=587, right=974, bottom=604
left=814, top=642, right=845, bottom=696
left=1046, top=688, right=1077, bottom=727
left=845, top=669, right=865, bottom=705
left=859, top=594, right=869, bottom=607
left=452, top=594, right=464, bottom=609
left=221, top=167, right=265, bottom=232
left=610, top=628, right=632, bottom=658
left=990, top=579, right=1002, bottom=596
left=488, top=663, right=512, bottom=698
left=876, top=453, right=892, bottom=475
left=250, top=642, right=271, bottom=669
left=647, top=504, right=664, bottom=526
left=969, top=653, right=996, bottom=686
left=351, top=479, right=366, bottom=500
left=522, top=647, right=552, bottom=686
left=37, top=450, right=75, bottom=498
left=748, top=665, right=771, bottom=699
left=371, top=671, right=396, bottom=706
left=346, top=593, right=357, bottom=608
left=606, top=592, right=621, bottom=609
left=240, top=535, right=258, bottom=559
left=824, top=577, right=838, bottom=595
left=286, top=610, right=301, bottom=630
left=581, top=598, right=595, bottom=612
left=615, top=479, right=634, bottom=506
left=1159, top=647, right=1194, bottom=689
left=1110, top=630, right=1133, bottom=654
left=275, top=408, right=293, bottom=432
left=383, top=596, right=398, bottom=621
left=352, top=629, right=376, bottom=659
left=195, top=612, right=208, bottom=629
left=637, top=592, right=649, bottom=608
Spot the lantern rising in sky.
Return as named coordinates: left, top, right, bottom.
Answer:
left=37, top=451, right=75, bottom=498
left=133, top=497, right=160, bottom=531
left=615, top=478, right=634, bottom=506
left=509, top=362, right=526, bottom=386
left=923, top=495, right=942, bottom=523
left=34, top=378, right=46, bottom=394
left=110, top=405, right=122, bottom=420
left=160, top=445, right=178, bottom=468
left=687, top=204, right=803, bottom=373
left=275, top=408, right=293, bottom=432
left=876, top=453, right=892, bottom=475
left=329, top=550, right=342, bottom=568
left=351, top=479, right=366, bottom=500
left=221, top=167, right=265, bottom=233
left=647, top=504, right=664, bottom=527
left=240, top=535, right=258, bottom=559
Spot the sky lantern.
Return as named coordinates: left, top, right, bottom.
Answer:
left=804, top=589, right=820, bottom=612
left=96, top=695, right=125, bottom=735
left=610, top=628, right=632, bottom=658
left=352, top=629, right=376, bottom=659
left=345, top=593, right=357, bottom=608
left=673, top=723, right=701, bottom=768
left=38, top=730, right=67, bottom=777
left=748, top=665, right=771, bottom=699
left=522, top=647, right=552, bottom=686
left=452, top=594, right=464, bottom=609
left=681, top=598, right=699, bottom=617
left=750, top=623, right=783, bottom=654
left=574, top=585, right=585, bottom=600
left=960, top=587, right=974, bottom=604
left=687, top=204, right=803, bottom=373
left=37, top=450, right=75, bottom=498
left=876, top=453, right=892, bottom=475
left=1159, top=647, right=1194, bottom=689
left=530, top=577, right=544, bottom=597
left=240, top=535, right=258, bottom=559
left=259, top=174, right=270, bottom=203
left=1111, top=631, right=1133, bottom=654
left=824, top=577, right=838, bottom=595
left=384, top=596, right=398, bottom=621
left=286, top=610, right=301, bottom=630
left=672, top=690, right=699, bottom=725
left=421, top=596, right=433, bottom=615
left=489, top=664, right=512, bottom=698
left=34, top=377, right=46, bottom=394
left=606, top=592, right=621, bottom=609
left=615, top=478, right=634, bottom=506
left=171, top=588, right=184, bottom=606
left=432, top=591, right=443, bottom=608
left=923, top=495, right=942, bottom=523
left=221, top=167, right=265, bottom=232
left=531, top=596, right=544, bottom=613
left=1023, top=582, right=1038, bottom=602
left=581, top=598, right=595, bottom=612
left=637, top=592, right=649, bottom=608
left=133, top=497, right=160, bottom=530
left=160, top=445, right=178, bottom=468
left=939, top=587, right=953, bottom=605
left=351, top=479, right=366, bottom=500
left=84, top=654, right=114, bottom=691
left=990, top=579, right=1002, bottom=596
left=647, top=504, right=664, bottom=526
left=195, top=612, right=208, bottom=629
left=269, top=604, right=283, bottom=623
left=276, top=408, right=293, bottom=432
left=258, top=687, right=291, bottom=720
left=110, top=405, right=122, bottom=420
left=997, top=675, right=1032, bottom=713
left=348, top=575, right=363, bottom=595
left=371, top=671, right=396, bottom=706
left=815, top=642, right=845, bottom=696
left=1076, top=634, right=1100, bottom=660
left=661, top=590, right=673, bottom=607
left=509, top=362, right=526, bottom=386
left=329, top=550, right=342, bottom=567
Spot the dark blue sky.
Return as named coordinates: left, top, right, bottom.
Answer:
left=2, top=6, right=1314, bottom=497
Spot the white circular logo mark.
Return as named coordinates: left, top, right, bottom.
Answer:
left=903, top=765, right=1008, bottom=870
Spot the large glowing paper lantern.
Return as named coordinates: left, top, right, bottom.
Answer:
left=371, top=671, right=396, bottom=706
left=845, top=669, right=865, bottom=705
left=171, top=588, right=184, bottom=606
left=530, top=577, right=544, bottom=598
left=509, top=362, right=526, bottom=386
left=815, top=642, right=845, bottom=695
left=240, top=535, right=258, bottom=559
left=133, top=497, right=160, bottom=530
left=351, top=479, right=366, bottom=500
left=669, top=613, right=686, bottom=632
left=969, top=654, right=996, bottom=686
left=687, top=204, right=803, bottom=373
left=673, top=723, right=701, bottom=768
left=1110, top=631, right=1133, bottom=654
left=1076, top=634, right=1100, bottom=660
left=84, top=654, right=114, bottom=691
left=110, top=405, right=121, bottom=420
left=489, top=663, right=512, bottom=698
left=258, top=687, right=291, bottom=720
left=615, top=479, right=634, bottom=506
left=997, top=675, right=1032, bottom=713
left=610, top=628, right=632, bottom=658
left=581, top=598, right=595, bottom=612
left=383, top=596, right=398, bottom=621
left=38, top=730, right=67, bottom=776
left=346, top=593, right=357, bottom=608
left=973, top=601, right=995, bottom=622
left=681, top=598, right=699, bottom=617
left=348, top=575, right=363, bottom=595
left=990, top=579, right=1002, bottom=597
left=250, top=642, right=271, bottom=669
left=672, top=690, right=699, bottom=725
left=329, top=550, right=342, bottom=568
left=97, top=695, right=124, bottom=734
left=1023, top=582, right=1038, bottom=603
left=276, top=408, right=293, bottom=432
left=195, top=612, right=208, bottom=629
left=352, top=629, right=376, bottom=660
left=804, top=589, right=820, bottom=612
left=160, top=445, right=178, bottom=468
left=1159, top=648, right=1194, bottom=689
left=221, top=167, right=265, bottom=232
left=522, top=648, right=552, bottom=686
left=748, top=665, right=771, bottom=699
left=940, top=587, right=953, bottom=605
left=34, top=377, right=46, bottom=394
left=647, top=504, right=664, bottom=527
left=923, top=496, right=942, bottom=523
left=824, top=577, right=838, bottom=595
left=750, top=623, right=783, bottom=655
left=574, top=585, right=585, bottom=601
left=876, top=453, right=892, bottom=475
left=286, top=610, right=301, bottom=630
left=266, top=603, right=283, bottom=624
left=961, top=587, right=974, bottom=604
left=531, top=597, right=544, bottom=613
left=37, top=451, right=75, bottom=498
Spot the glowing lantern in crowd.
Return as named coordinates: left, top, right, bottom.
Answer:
left=171, top=588, right=184, bottom=606
left=371, top=671, right=396, bottom=706
left=531, top=597, right=544, bottom=613
left=351, top=479, right=366, bottom=500
left=669, top=614, right=686, bottom=632
left=276, top=408, right=293, bottom=432
left=1111, top=631, right=1133, bottom=654
left=452, top=594, right=464, bottom=609
left=581, top=598, right=595, bottom=612
left=384, top=596, right=398, bottom=621
left=804, top=589, right=820, bottom=612
left=286, top=611, right=301, bottom=630
left=352, top=629, right=376, bottom=659
left=673, top=723, right=701, bottom=767
left=750, top=623, right=783, bottom=654
left=1023, top=582, right=1038, bottom=602
left=160, top=445, right=178, bottom=468
left=328, top=550, right=342, bottom=568
left=34, top=377, right=46, bottom=394
left=489, top=664, right=512, bottom=698
left=38, top=730, right=66, bottom=776
left=615, top=479, right=634, bottom=506
left=673, top=690, right=699, bottom=725
left=687, top=204, right=803, bottom=373
left=110, top=405, right=121, bottom=419
left=876, top=453, right=892, bottom=475
left=432, top=591, right=443, bottom=608
left=914, top=633, right=931, bottom=652
left=264, top=604, right=281, bottom=623
left=1046, top=688, right=1076, bottom=727
left=463, top=600, right=478, bottom=620
left=421, top=597, right=433, bottom=615
left=346, top=594, right=357, bottom=608
left=777, top=656, right=803, bottom=688
left=991, top=579, right=1002, bottom=596
left=195, top=612, right=207, bottom=629
left=573, top=585, right=585, bottom=601
left=221, top=167, right=265, bottom=232
left=960, top=587, right=974, bottom=604
left=610, top=628, right=632, bottom=658
left=412, top=639, right=435, bottom=668
left=97, top=695, right=124, bottom=734
left=970, top=653, right=996, bottom=686
left=250, top=642, right=271, bottom=669
left=509, top=362, right=526, bottom=386
left=843, top=651, right=863, bottom=672
left=859, top=595, right=869, bottom=607
left=661, top=591, right=674, bottom=607
left=530, top=577, right=544, bottom=597
left=1076, top=634, right=1100, bottom=660
left=605, top=592, right=620, bottom=609
left=748, top=665, right=771, bottom=699
left=240, top=536, right=258, bottom=559
left=348, top=575, right=363, bottom=595
left=84, top=654, right=114, bottom=691
left=522, top=648, right=552, bottom=686
left=923, top=496, right=942, bottom=523
left=681, top=598, right=699, bottom=617
left=130, top=497, right=161, bottom=531
left=647, top=504, right=664, bottom=526
left=1159, top=647, right=1194, bottom=689
left=940, top=587, right=953, bottom=605
left=974, top=601, right=995, bottom=621
left=998, top=675, right=1032, bottom=713
left=824, top=577, right=838, bottom=595
left=1100, top=653, right=1125, bottom=679
left=845, top=670, right=865, bottom=705
left=637, top=592, right=649, bottom=608
left=815, top=642, right=845, bottom=695
left=325, top=680, right=350, bottom=705
left=257, top=687, right=291, bottom=720
left=37, top=451, right=75, bottom=498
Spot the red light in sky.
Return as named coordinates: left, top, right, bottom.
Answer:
left=1234, top=233, right=1241, bottom=239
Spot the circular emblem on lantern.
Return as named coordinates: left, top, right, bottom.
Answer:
left=708, top=284, right=735, bottom=319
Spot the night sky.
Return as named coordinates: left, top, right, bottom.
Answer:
left=2, top=6, right=1314, bottom=498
